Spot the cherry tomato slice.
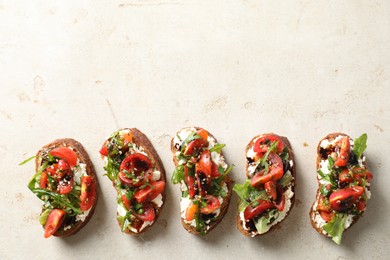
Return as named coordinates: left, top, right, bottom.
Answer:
left=319, top=211, right=334, bottom=222
left=186, top=203, right=198, bottom=221
left=134, top=181, right=165, bottom=204
left=356, top=198, right=366, bottom=212
left=40, top=171, right=48, bottom=189
left=210, top=162, right=220, bottom=178
left=184, top=166, right=196, bottom=198
left=264, top=181, right=277, bottom=201
left=122, top=194, right=131, bottom=211
left=251, top=153, right=284, bottom=187
left=329, top=186, right=364, bottom=211
left=119, top=153, right=153, bottom=187
left=80, top=175, right=96, bottom=211
left=133, top=203, right=155, bottom=222
left=58, top=177, right=74, bottom=194
left=244, top=200, right=275, bottom=220
left=196, top=171, right=210, bottom=197
left=196, top=150, right=212, bottom=177
left=253, top=135, right=285, bottom=155
left=197, top=129, right=209, bottom=141
left=334, top=136, right=350, bottom=167
left=184, top=138, right=208, bottom=156
left=121, top=131, right=133, bottom=146
left=44, top=209, right=66, bottom=238
left=200, top=195, right=221, bottom=214
left=339, top=169, right=352, bottom=184
left=317, top=195, right=332, bottom=212
left=50, top=147, right=78, bottom=167
left=99, top=144, right=108, bottom=156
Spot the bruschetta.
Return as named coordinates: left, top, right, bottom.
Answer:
left=171, top=127, right=233, bottom=235
left=310, top=133, right=373, bottom=244
left=99, top=128, right=166, bottom=235
left=26, top=138, right=98, bottom=238
left=234, top=133, right=296, bottom=237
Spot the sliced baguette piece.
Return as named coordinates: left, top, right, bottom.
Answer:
left=171, top=127, right=233, bottom=235
left=35, top=138, right=99, bottom=237
left=309, top=133, right=372, bottom=244
left=100, top=128, right=166, bottom=235
left=236, top=133, right=296, bottom=237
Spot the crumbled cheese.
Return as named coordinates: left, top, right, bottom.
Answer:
left=180, top=196, right=192, bottom=219
left=73, top=163, right=87, bottom=185
left=173, top=127, right=197, bottom=149
left=358, top=156, right=366, bottom=168
left=152, top=170, right=161, bottom=181
left=76, top=208, right=91, bottom=222
left=152, top=194, right=163, bottom=207
left=246, top=147, right=257, bottom=160
left=365, top=188, right=371, bottom=199
left=207, top=135, right=216, bottom=149
left=344, top=214, right=354, bottom=229
left=117, top=204, right=127, bottom=217
left=247, top=162, right=258, bottom=177
left=318, top=159, right=331, bottom=185
left=211, top=151, right=228, bottom=170
left=63, top=225, right=72, bottom=231
left=129, top=221, right=153, bottom=233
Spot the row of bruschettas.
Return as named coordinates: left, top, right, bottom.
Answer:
left=22, top=127, right=373, bottom=245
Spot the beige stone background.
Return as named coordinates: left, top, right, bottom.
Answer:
left=1, top=0, right=389, bottom=259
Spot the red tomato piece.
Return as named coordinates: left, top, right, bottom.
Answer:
left=334, top=136, right=350, bottom=167
left=251, top=153, right=284, bottom=187
left=121, top=131, right=133, bottom=146
left=196, top=171, right=210, bottom=197
left=329, top=186, right=364, bottom=211
left=183, top=138, right=208, bottom=156
left=264, top=181, right=277, bottom=201
left=58, top=177, right=74, bottom=194
left=196, top=150, right=212, bottom=177
left=99, top=144, right=108, bottom=156
left=317, top=195, right=332, bottom=212
left=50, top=147, right=78, bottom=167
left=122, top=194, right=131, bottom=211
left=200, top=195, right=221, bottom=214
left=339, top=169, right=352, bottom=184
left=80, top=175, right=96, bottom=211
left=134, top=181, right=165, bottom=204
left=186, top=203, right=198, bottom=221
left=40, top=171, right=48, bottom=189
left=133, top=203, right=155, bottom=222
left=356, top=198, right=366, bottom=212
left=253, top=135, right=285, bottom=155
left=44, top=209, right=66, bottom=238
left=244, top=200, right=275, bottom=220
left=197, top=129, right=209, bottom=141
left=319, top=211, right=334, bottom=222
left=210, top=162, right=221, bottom=178
left=119, top=153, right=153, bottom=187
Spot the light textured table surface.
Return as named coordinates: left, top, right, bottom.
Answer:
left=1, top=1, right=389, bottom=259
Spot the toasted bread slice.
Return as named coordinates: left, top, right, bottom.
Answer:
left=309, top=133, right=372, bottom=244
left=171, top=127, right=233, bottom=235
left=100, top=128, right=166, bottom=235
left=34, top=138, right=98, bottom=237
left=236, top=133, right=296, bottom=237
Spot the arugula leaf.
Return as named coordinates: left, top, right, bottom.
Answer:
left=280, top=147, right=289, bottom=161
left=279, top=171, right=293, bottom=188
left=317, top=169, right=337, bottom=186
left=233, top=180, right=252, bottom=201
left=104, top=155, right=121, bottom=183
left=327, top=157, right=334, bottom=170
left=19, top=155, right=36, bottom=166
left=209, top=143, right=226, bottom=153
left=171, top=165, right=185, bottom=184
left=234, top=180, right=268, bottom=212
left=252, top=141, right=279, bottom=173
left=180, top=132, right=201, bottom=153
left=353, top=133, right=367, bottom=159
left=27, top=162, right=48, bottom=190
left=254, top=209, right=279, bottom=234
left=322, top=213, right=346, bottom=245
left=39, top=209, right=52, bottom=225
left=320, top=185, right=332, bottom=196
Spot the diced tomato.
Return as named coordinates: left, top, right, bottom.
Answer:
left=251, top=153, right=284, bottom=187
left=334, top=136, right=350, bottom=167
left=80, top=175, right=96, bottom=211
left=184, top=166, right=196, bottom=198
left=186, top=203, right=198, bottom=221
left=329, top=186, right=364, bottom=211
left=317, top=195, right=332, bottom=212
left=253, top=135, right=285, bottom=155
left=275, top=195, right=285, bottom=211
left=339, top=169, right=352, bottom=184
left=196, top=150, right=212, bottom=177
left=351, top=167, right=373, bottom=185
left=121, top=131, right=133, bottom=146
left=244, top=200, right=275, bottom=220
left=40, top=171, right=48, bottom=189
left=122, top=194, right=131, bottom=211
left=200, top=195, right=221, bottom=214
left=319, top=211, right=334, bottom=222
left=264, top=181, right=277, bottom=201
left=133, top=203, right=155, bottom=222
left=183, top=138, right=208, bottom=156
left=58, top=177, right=74, bottom=194
left=356, top=198, right=366, bottom=212
left=210, top=162, right=220, bottom=178
left=119, top=153, right=153, bottom=187
left=99, top=144, right=108, bottom=156
left=134, top=181, right=165, bottom=204
left=196, top=171, right=210, bottom=197
left=197, top=129, right=209, bottom=141
left=50, top=147, right=78, bottom=167
left=44, top=209, right=65, bottom=238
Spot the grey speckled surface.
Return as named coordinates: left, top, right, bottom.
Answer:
left=1, top=1, right=389, bottom=259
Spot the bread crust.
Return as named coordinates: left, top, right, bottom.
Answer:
left=237, top=133, right=296, bottom=237
left=171, top=127, right=233, bottom=235
left=35, top=138, right=99, bottom=237
left=309, top=132, right=366, bottom=237
left=105, top=128, right=166, bottom=235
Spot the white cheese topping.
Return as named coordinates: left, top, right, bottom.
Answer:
left=63, top=225, right=72, bottom=231
left=117, top=204, right=127, bottom=217
left=73, top=163, right=87, bottom=185
left=152, top=170, right=161, bottom=181
left=246, top=147, right=257, bottom=160
left=211, top=151, right=228, bottom=170
left=152, top=194, right=163, bottom=207
left=76, top=208, right=91, bottom=222
left=344, top=214, right=354, bottom=229
left=173, top=127, right=197, bottom=148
